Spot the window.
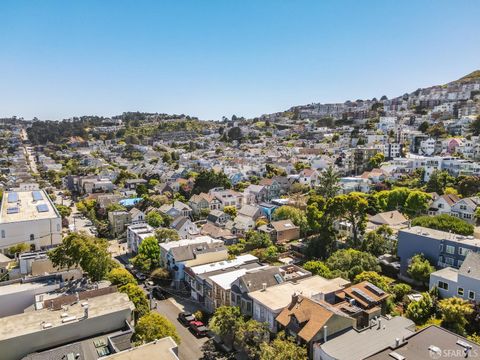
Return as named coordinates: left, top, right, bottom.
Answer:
left=1, top=230, right=4, bottom=238
left=438, top=281, right=449, bottom=290
left=445, top=257, right=455, bottom=266
left=30, top=234, right=34, bottom=241
left=459, top=247, right=471, bottom=256
left=469, top=291, right=475, bottom=300
left=458, top=287, right=464, bottom=296
left=445, top=245, right=455, bottom=254
left=457, top=260, right=463, bottom=267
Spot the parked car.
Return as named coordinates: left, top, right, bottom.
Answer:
left=135, top=272, right=147, bottom=281
left=178, top=312, right=195, bottom=326
left=152, top=287, right=167, bottom=300
left=189, top=321, right=209, bottom=337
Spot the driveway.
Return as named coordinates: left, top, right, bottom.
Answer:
left=155, top=298, right=207, bottom=360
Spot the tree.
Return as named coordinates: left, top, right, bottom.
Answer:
left=146, top=211, right=164, bottom=228
left=48, top=232, right=115, bottom=282
left=131, top=236, right=160, bottom=272
left=227, top=126, right=242, bottom=141
left=438, top=297, right=473, bottom=335
left=418, top=121, right=430, bottom=133
left=368, top=153, right=385, bottom=170
left=330, top=193, right=368, bottom=247
left=155, top=228, right=180, bottom=242
left=405, top=292, right=434, bottom=325
left=361, top=225, right=393, bottom=256
left=8, top=243, right=30, bottom=256
left=223, top=206, right=237, bottom=218
left=391, top=283, right=412, bottom=302
left=302, top=260, right=333, bottom=278
left=120, top=283, right=150, bottom=318
left=407, top=254, right=434, bottom=285
left=412, top=214, right=474, bottom=235
left=469, top=115, right=480, bottom=136
left=209, top=306, right=243, bottom=347
left=236, top=319, right=269, bottom=359
left=403, top=191, right=431, bottom=217
left=192, top=170, right=231, bottom=194
left=273, top=206, right=308, bottom=235
left=326, top=249, right=380, bottom=280
left=425, top=170, right=455, bottom=195
left=135, top=312, right=180, bottom=344
left=259, top=332, right=307, bottom=360
left=456, top=176, right=480, bottom=197
left=317, top=166, right=340, bottom=199
left=354, top=271, right=393, bottom=291
left=55, top=204, right=72, bottom=218
left=107, top=268, right=137, bottom=287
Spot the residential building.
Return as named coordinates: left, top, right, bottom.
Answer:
left=259, top=219, right=301, bottom=243
left=314, top=316, right=416, bottom=360
left=250, top=276, right=350, bottom=332
left=429, top=251, right=480, bottom=302
left=0, top=190, right=62, bottom=253
left=0, top=291, right=134, bottom=360
left=276, top=295, right=356, bottom=356
left=450, top=196, right=479, bottom=224
left=364, top=325, right=480, bottom=360
left=126, top=223, right=155, bottom=253
left=108, top=211, right=130, bottom=237
left=397, top=226, right=480, bottom=275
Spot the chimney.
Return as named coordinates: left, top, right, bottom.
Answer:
left=292, top=291, right=299, bottom=304
left=395, top=338, right=400, bottom=347
left=377, top=318, right=382, bottom=329
left=261, top=283, right=267, bottom=291
left=323, top=325, right=328, bottom=343
left=84, top=305, right=89, bottom=319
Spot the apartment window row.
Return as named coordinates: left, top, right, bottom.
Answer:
left=457, top=288, right=476, bottom=300
left=442, top=245, right=471, bottom=256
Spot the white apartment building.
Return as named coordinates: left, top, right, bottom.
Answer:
left=126, top=223, right=155, bottom=253
left=0, top=190, right=62, bottom=253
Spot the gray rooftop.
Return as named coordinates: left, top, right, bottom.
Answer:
left=459, top=251, right=480, bottom=280
left=318, top=316, right=416, bottom=360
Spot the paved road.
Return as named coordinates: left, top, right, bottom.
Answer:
left=156, top=298, right=207, bottom=360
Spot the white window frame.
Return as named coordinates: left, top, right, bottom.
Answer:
left=469, top=291, right=475, bottom=300
left=458, top=287, right=464, bottom=296
left=445, top=245, right=455, bottom=254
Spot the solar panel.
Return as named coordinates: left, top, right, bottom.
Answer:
left=32, top=191, right=43, bottom=201
left=365, top=283, right=385, bottom=296
left=274, top=273, right=284, bottom=284
left=6, top=207, right=20, bottom=214
left=37, top=204, right=49, bottom=213
left=7, top=192, right=18, bottom=203
left=352, top=288, right=375, bottom=303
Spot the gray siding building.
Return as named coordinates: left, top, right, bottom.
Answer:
left=397, top=226, right=480, bottom=275
left=429, top=251, right=480, bottom=302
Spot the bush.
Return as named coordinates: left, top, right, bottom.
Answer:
left=412, top=214, right=474, bottom=235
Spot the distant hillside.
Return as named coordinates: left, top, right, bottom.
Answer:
left=453, top=70, right=480, bottom=84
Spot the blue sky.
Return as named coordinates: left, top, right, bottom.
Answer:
left=1, top=1, right=479, bottom=120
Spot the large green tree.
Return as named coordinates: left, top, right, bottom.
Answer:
left=48, top=232, right=116, bottom=281
left=326, top=249, right=380, bottom=280
left=131, top=236, right=160, bottom=272
left=192, top=170, right=231, bottom=194
left=107, top=268, right=137, bottom=287
left=209, top=306, right=243, bottom=347
left=135, top=312, right=180, bottom=344
left=119, top=283, right=150, bottom=318
left=330, top=193, right=369, bottom=247
left=361, top=225, right=393, bottom=256
left=155, top=228, right=180, bottom=242
left=405, top=292, right=434, bottom=325
left=259, top=332, right=307, bottom=360
left=438, top=297, right=473, bottom=336
left=412, top=214, right=474, bottom=235
left=235, top=320, right=269, bottom=359
left=407, top=254, right=434, bottom=285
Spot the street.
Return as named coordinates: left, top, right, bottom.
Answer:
left=155, top=297, right=208, bottom=360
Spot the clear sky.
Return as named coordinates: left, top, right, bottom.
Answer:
left=1, top=1, right=479, bottom=121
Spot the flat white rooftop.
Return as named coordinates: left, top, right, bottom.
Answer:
left=0, top=190, right=60, bottom=223
left=105, top=337, right=179, bottom=360
left=400, top=226, right=480, bottom=245
left=189, top=254, right=258, bottom=275
left=0, top=292, right=134, bottom=341
left=249, top=275, right=350, bottom=311
left=160, top=236, right=219, bottom=251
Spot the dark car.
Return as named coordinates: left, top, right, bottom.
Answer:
left=152, top=287, right=167, bottom=300
left=178, top=312, right=195, bottom=326
left=189, top=321, right=209, bottom=337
